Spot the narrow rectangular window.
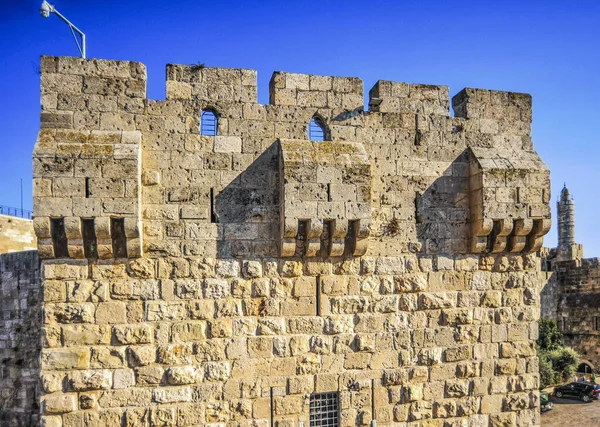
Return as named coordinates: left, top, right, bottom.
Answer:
left=85, top=177, right=91, bottom=198
left=415, top=192, right=422, bottom=223
left=321, top=220, right=333, bottom=257
left=310, top=392, right=339, bottom=427
left=270, top=387, right=274, bottom=427
left=110, top=218, right=128, bottom=258
left=297, top=219, right=309, bottom=257
left=316, top=276, right=321, bottom=317
left=81, top=218, right=98, bottom=259
left=50, top=217, right=69, bottom=258
left=210, top=188, right=218, bottom=224
left=486, top=220, right=502, bottom=253
left=345, top=220, right=360, bottom=256
left=595, top=317, right=599, bottom=331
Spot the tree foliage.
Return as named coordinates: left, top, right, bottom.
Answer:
left=537, top=318, right=581, bottom=389
left=538, top=317, right=563, bottom=352
left=549, top=347, right=580, bottom=383
left=538, top=351, right=555, bottom=389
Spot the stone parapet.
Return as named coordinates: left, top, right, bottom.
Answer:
left=369, top=81, right=450, bottom=116
left=270, top=71, right=363, bottom=112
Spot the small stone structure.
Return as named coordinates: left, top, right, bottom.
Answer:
left=0, top=55, right=554, bottom=426
left=0, top=214, right=37, bottom=254
left=541, top=186, right=600, bottom=369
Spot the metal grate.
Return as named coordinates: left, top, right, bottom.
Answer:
left=201, top=110, right=218, bottom=136
left=309, top=392, right=339, bottom=427
left=308, top=116, right=325, bottom=141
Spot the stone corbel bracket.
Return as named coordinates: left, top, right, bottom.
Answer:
left=32, top=130, right=143, bottom=259
left=468, top=147, right=551, bottom=254
left=279, top=139, right=372, bottom=258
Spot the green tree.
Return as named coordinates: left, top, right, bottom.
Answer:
left=537, top=318, right=581, bottom=388
left=549, top=347, right=580, bottom=383
left=538, top=351, right=555, bottom=389
left=538, top=318, right=562, bottom=351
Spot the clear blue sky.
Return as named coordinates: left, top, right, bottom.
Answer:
left=1, top=0, right=599, bottom=254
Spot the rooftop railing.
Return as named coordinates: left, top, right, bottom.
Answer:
left=0, top=205, right=33, bottom=219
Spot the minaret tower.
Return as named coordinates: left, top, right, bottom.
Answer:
left=556, top=184, right=583, bottom=261
left=558, top=185, right=575, bottom=246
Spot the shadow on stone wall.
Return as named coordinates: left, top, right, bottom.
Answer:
left=216, top=146, right=473, bottom=259
left=215, top=143, right=280, bottom=259
left=415, top=149, right=470, bottom=254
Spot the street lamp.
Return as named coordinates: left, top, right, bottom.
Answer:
left=40, top=1, right=86, bottom=59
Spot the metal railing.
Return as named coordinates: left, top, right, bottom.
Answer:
left=0, top=205, right=33, bottom=219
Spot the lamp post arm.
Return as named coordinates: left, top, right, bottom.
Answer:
left=51, top=6, right=86, bottom=59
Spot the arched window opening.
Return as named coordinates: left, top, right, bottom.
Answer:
left=201, top=109, right=218, bottom=136
left=308, top=116, right=325, bottom=141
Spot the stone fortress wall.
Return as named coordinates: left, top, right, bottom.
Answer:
left=0, top=250, right=42, bottom=427
left=540, top=186, right=600, bottom=369
left=0, top=214, right=40, bottom=426
left=0, top=215, right=37, bottom=254
left=551, top=258, right=600, bottom=368
left=28, top=55, right=553, bottom=427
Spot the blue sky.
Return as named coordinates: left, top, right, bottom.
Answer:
left=1, top=0, right=599, bottom=254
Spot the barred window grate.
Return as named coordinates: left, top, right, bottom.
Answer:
left=201, top=110, right=218, bottom=136
left=309, top=392, right=339, bottom=427
left=308, top=116, right=325, bottom=141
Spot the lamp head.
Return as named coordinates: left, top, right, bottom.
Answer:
left=40, top=1, right=51, bottom=18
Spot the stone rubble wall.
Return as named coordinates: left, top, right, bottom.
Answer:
left=31, top=56, right=552, bottom=427
left=0, top=251, right=41, bottom=427
left=0, top=215, right=37, bottom=254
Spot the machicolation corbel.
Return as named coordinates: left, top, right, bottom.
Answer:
left=32, top=128, right=142, bottom=259
left=279, top=139, right=371, bottom=258
left=468, top=146, right=550, bottom=254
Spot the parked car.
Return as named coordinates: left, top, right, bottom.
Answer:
left=582, top=382, right=600, bottom=399
left=554, top=382, right=596, bottom=402
left=540, top=392, right=553, bottom=412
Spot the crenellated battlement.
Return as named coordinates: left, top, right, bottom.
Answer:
left=35, top=55, right=549, bottom=260
left=369, top=80, right=450, bottom=116
left=41, top=56, right=531, bottom=126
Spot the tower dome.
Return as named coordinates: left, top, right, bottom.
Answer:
left=560, top=184, right=571, bottom=202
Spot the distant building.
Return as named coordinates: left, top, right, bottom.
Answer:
left=541, top=185, right=599, bottom=372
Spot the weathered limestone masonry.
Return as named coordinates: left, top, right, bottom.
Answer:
left=0, top=215, right=37, bottom=254
left=32, top=55, right=552, bottom=427
left=540, top=186, right=600, bottom=370
left=0, top=251, right=42, bottom=427
left=548, top=258, right=600, bottom=369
